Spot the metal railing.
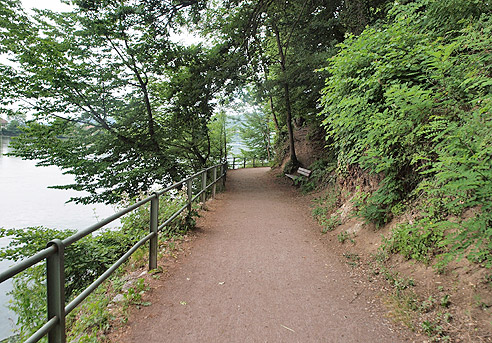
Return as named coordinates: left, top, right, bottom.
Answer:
left=0, top=162, right=227, bottom=343
left=227, top=156, right=270, bottom=170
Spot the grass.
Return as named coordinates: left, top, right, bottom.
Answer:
left=343, top=252, right=360, bottom=267
left=64, top=234, right=188, bottom=342
left=337, top=231, right=355, bottom=244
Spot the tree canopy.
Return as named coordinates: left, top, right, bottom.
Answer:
left=1, top=0, right=243, bottom=204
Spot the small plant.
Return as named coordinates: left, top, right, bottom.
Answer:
left=473, top=294, right=491, bottom=310
left=373, top=250, right=389, bottom=263
left=440, top=294, right=450, bottom=308
left=337, top=231, right=350, bottom=243
left=312, top=187, right=342, bottom=232
left=420, top=296, right=435, bottom=313
left=485, top=273, right=492, bottom=287
left=322, top=215, right=342, bottom=233
left=421, top=320, right=446, bottom=341
left=381, top=222, right=445, bottom=264
left=442, top=312, right=452, bottom=323
left=381, top=267, right=415, bottom=294
left=343, top=252, right=360, bottom=267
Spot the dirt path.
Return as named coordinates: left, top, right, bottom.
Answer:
left=117, top=168, right=414, bottom=342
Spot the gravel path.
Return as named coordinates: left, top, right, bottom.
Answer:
left=118, top=168, right=413, bottom=342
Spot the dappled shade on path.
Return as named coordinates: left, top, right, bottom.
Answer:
left=117, top=168, right=411, bottom=342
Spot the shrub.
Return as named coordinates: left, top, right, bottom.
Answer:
left=0, top=189, right=195, bottom=341
left=320, top=0, right=492, bottom=266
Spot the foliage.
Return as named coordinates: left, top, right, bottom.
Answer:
left=320, top=0, right=492, bottom=266
left=0, top=0, right=240, bottom=204
left=200, top=0, right=345, bottom=166
left=299, top=159, right=336, bottom=193
left=239, top=109, right=274, bottom=161
left=65, top=286, right=112, bottom=343
left=0, top=188, right=194, bottom=341
left=208, top=110, right=233, bottom=164
left=0, top=116, right=25, bottom=136
left=338, top=0, right=393, bottom=35
left=382, top=222, right=446, bottom=264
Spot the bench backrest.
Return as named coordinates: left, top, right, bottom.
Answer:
left=297, top=167, right=312, bottom=177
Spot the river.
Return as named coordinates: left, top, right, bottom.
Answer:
left=0, top=136, right=118, bottom=340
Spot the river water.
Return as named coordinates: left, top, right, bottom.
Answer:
left=0, top=136, right=118, bottom=340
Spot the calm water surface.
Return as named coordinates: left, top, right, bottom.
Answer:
left=0, top=136, right=118, bottom=340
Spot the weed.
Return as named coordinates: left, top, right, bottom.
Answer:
left=384, top=291, right=419, bottom=329
left=421, top=319, right=449, bottom=341
left=343, top=252, right=360, bottom=267
left=473, top=294, right=490, bottom=310
left=381, top=222, right=445, bottom=264
left=381, top=267, right=415, bottom=294
left=420, top=296, right=435, bottom=313
left=322, top=215, right=342, bottom=233
left=372, top=250, right=389, bottom=264
left=337, top=231, right=351, bottom=244
left=441, top=312, right=452, bottom=323
left=440, top=294, right=450, bottom=308
left=125, top=278, right=149, bottom=304
left=486, top=273, right=492, bottom=287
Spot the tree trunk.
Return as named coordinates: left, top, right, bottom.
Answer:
left=272, top=21, right=298, bottom=167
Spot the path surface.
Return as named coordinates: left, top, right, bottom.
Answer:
left=118, top=168, right=412, bottom=342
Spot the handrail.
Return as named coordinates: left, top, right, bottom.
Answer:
left=0, top=162, right=228, bottom=343
left=227, top=156, right=270, bottom=170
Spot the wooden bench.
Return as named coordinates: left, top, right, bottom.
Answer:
left=285, top=167, right=312, bottom=183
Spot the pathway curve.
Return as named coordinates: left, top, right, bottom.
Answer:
left=118, top=168, right=413, bottom=342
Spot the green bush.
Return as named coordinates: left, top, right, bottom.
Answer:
left=382, top=222, right=445, bottom=264
left=0, top=190, right=195, bottom=341
left=320, top=0, right=492, bottom=266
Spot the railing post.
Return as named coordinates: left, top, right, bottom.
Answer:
left=253, top=157, right=256, bottom=168
left=46, top=239, right=65, bottom=343
left=201, top=170, right=207, bottom=204
left=149, top=193, right=158, bottom=271
left=221, top=164, right=226, bottom=187
left=232, top=157, right=235, bottom=170
left=187, top=179, right=193, bottom=214
left=243, top=158, right=246, bottom=168
left=212, top=166, right=217, bottom=198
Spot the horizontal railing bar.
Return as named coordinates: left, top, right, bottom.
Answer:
left=0, top=245, right=56, bottom=284
left=194, top=188, right=206, bottom=200
left=191, top=193, right=202, bottom=203
left=63, top=164, right=225, bottom=247
left=1, top=165, right=226, bottom=285
left=65, top=231, right=155, bottom=315
left=187, top=164, right=219, bottom=180
left=156, top=169, right=226, bottom=231
left=25, top=316, right=58, bottom=343
left=1, top=162, right=227, bottom=342
left=154, top=163, right=223, bottom=197
left=155, top=180, right=185, bottom=197
left=62, top=194, right=156, bottom=247
left=158, top=203, right=189, bottom=231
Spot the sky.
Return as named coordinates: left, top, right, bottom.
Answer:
left=20, top=0, right=202, bottom=44
left=22, top=0, right=72, bottom=12
left=0, top=0, right=202, bottom=121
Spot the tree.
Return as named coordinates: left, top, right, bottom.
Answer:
left=1, top=0, right=241, bottom=204
left=199, top=0, right=344, bottom=169
left=239, top=109, right=273, bottom=161
left=339, top=0, right=393, bottom=35
left=208, top=110, right=233, bottom=163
